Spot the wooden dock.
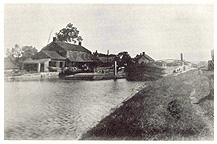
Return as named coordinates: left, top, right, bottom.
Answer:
left=64, top=73, right=126, bottom=80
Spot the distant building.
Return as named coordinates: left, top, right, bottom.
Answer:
left=154, top=60, right=167, bottom=67
left=133, top=52, right=154, bottom=65
left=93, top=51, right=117, bottom=67
left=22, top=38, right=99, bottom=72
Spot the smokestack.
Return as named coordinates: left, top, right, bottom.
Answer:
left=79, top=41, right=82, bottom=46
left=143, top=52, right=145, bottom=56
left=181, top=53, right=183, bottom=61
left=53, top=37, right=56, bottom=42
left=107, top=50, right=109, bottom=64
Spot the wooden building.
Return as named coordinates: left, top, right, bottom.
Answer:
left=133, top=52, right=154, bottom=65
left=22, top=38, right=99, bottom=72
left=93, top=51, right=117, bottom=67
left=22, top=58, right=51, bottom=72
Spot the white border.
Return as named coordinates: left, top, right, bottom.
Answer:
left=1, top=1, right=216, bottom=144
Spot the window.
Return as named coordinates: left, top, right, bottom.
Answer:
left=49, top=61, right=56, bottom=67
left=60, top=62, right=63, bottom=67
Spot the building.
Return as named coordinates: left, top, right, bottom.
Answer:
left=93, top=51, right=117, bottom=67
left=22, top=50, right=66, bottom=72
left=133, top=52, right=155, bottom=65
left=154, top=60, right=167, bottom=67
left=22, top=58, right=51, bottom=72
left=22, top=38, right=99, bottom=72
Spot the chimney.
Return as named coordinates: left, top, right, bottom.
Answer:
left=79, top=41, right=82, bottom=46
left=181, top=53, right=183, bottom=61
left=143, top=52, right=145, bottom=56
left=53, top=37, right=56, bottom=42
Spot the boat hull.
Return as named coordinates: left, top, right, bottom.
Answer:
left=125, top=64, right=166, bottom=81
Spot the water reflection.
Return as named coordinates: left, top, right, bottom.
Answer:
left=4, top=79, right=145, bottom=140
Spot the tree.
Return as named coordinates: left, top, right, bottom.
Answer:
left=19, top=46, right=38, bottom=61
left=55, top=23, right=83, bottom=44
left=6, top=44, right=23, bottom=59
left=117, top=51, right=133, bottom=68
left=6, top=44, right=38, bottom=67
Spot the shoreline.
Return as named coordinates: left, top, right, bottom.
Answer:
left=81, top=68, right=214, bottom=140
left=4, top=72, right=126, bottom=82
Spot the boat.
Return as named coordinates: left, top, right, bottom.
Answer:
left=125, top=63, right=166, bottom=81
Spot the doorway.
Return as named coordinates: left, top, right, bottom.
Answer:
left=40, top=63, right=44, bottom=72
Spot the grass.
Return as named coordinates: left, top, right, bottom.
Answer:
left=81, top=69, right=214, bottom=140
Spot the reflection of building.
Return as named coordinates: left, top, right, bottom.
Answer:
left=22, top=38, right=99, bottom=72
left=133, top=52, right=154, bottom=64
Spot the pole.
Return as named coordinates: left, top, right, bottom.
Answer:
left=114, top=60, right=117, bottom=76
left=107, top=50, right=109, bottom=65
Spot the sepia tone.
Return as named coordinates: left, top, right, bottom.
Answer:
left=4, top=4, right=214, bottom=140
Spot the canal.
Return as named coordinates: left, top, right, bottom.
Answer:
left=4, top=79, right=145, bottom=140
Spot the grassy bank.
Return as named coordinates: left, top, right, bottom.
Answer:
left=81, top=69, right=214, bottom=140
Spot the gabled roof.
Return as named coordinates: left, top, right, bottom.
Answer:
left=23, top=58, right=51, bottom=64
left=93, top=53, right=116, bottom=63
left=67, top=51, right=96, bottom=62
left=97, top=56, right=116, bottom=63
left=32, top=50, right=66, bottom=60
left=96, top=53, right=116, bottom=57
left=134, top=53, right=155, bottom=62
left=42, top=41, right=92, bottom=54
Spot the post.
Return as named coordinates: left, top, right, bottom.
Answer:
left=181, top=53, right=183, bottom=61
left=180, top=53, right=185, bottom=71
left=107, top=50, right=109, bottom=65
left=38, top=63, right=41, bottom=73
left=114, top=60, right=117, bottom=76
left=181, top=53, right=184, bottom=67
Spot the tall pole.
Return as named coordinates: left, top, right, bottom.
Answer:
left=181, top=53, right=185, bottom=71
left=114, top=60, right=117, bottom=76
left=107, top=50, right=109, bottom=65
left=181, top=53, right=184, bottom=66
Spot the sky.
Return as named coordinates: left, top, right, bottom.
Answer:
left=4, top=4, right=214, bottom=62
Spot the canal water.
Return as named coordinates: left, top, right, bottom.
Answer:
left=4, top=79, right=145, bottom=140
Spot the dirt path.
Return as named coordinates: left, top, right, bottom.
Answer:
left=189, top=88, right=214, bottom=140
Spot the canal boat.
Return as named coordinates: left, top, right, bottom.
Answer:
left=125, top=63, right=166, bottom=81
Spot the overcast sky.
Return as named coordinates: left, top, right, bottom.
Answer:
left=4, top=4, right=213, bottom=62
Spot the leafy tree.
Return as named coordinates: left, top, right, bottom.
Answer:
left=117, top=51, right=133, bottom=68
left=6, top=44, right=23, bottom=59
left=6, top=44, right=38, bottom=67
left=20, top=46, right=38, bottom=61
left=55, top=23, right=83, bottom=44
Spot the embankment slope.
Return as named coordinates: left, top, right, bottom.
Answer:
left=81, top=69, right=214, bottom=140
